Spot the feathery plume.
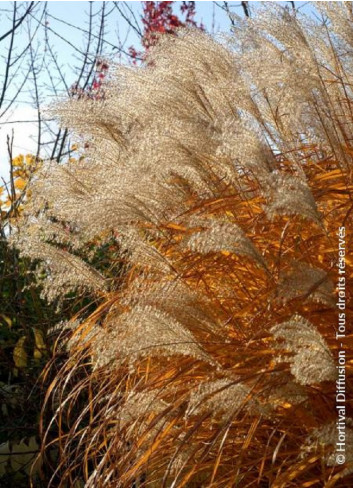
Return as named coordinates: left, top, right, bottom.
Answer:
left=12, top=5, right=353, bottom=487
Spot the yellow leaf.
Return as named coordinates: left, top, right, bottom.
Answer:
left=71, top=144, right=78, bottom=151
left=12, top=155, right=24, bottom=168
left=0, top=315, right=12, bottom=328
left=10, top=436, right=39, bottom=474
left=33, top=328, right=46, bottom=359
left=14, top=178, right=26, bottom=191
left=13, top=336, right=27, bottom=368
left=0, top=436, right=41, bottom=477
left=25, top=154, right=35, bottom=166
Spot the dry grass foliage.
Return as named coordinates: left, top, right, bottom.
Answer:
left=13, top=4, right=353, bottom=487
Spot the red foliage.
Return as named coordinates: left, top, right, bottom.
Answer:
left=71, top=2, right=203, bottom=97
left=70, top=58, right=109, bottom=100
left=129, top=1, right=203, bottom=61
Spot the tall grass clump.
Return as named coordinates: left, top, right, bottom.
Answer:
left=13, top=4, right=353, bottom=487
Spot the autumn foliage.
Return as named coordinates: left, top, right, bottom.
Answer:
left=129, top=1, right=202, bottom=60
left=11, top=4, right=353, bottom=488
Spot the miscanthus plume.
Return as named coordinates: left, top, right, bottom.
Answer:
left=13, top=4, right=353, bottom=487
